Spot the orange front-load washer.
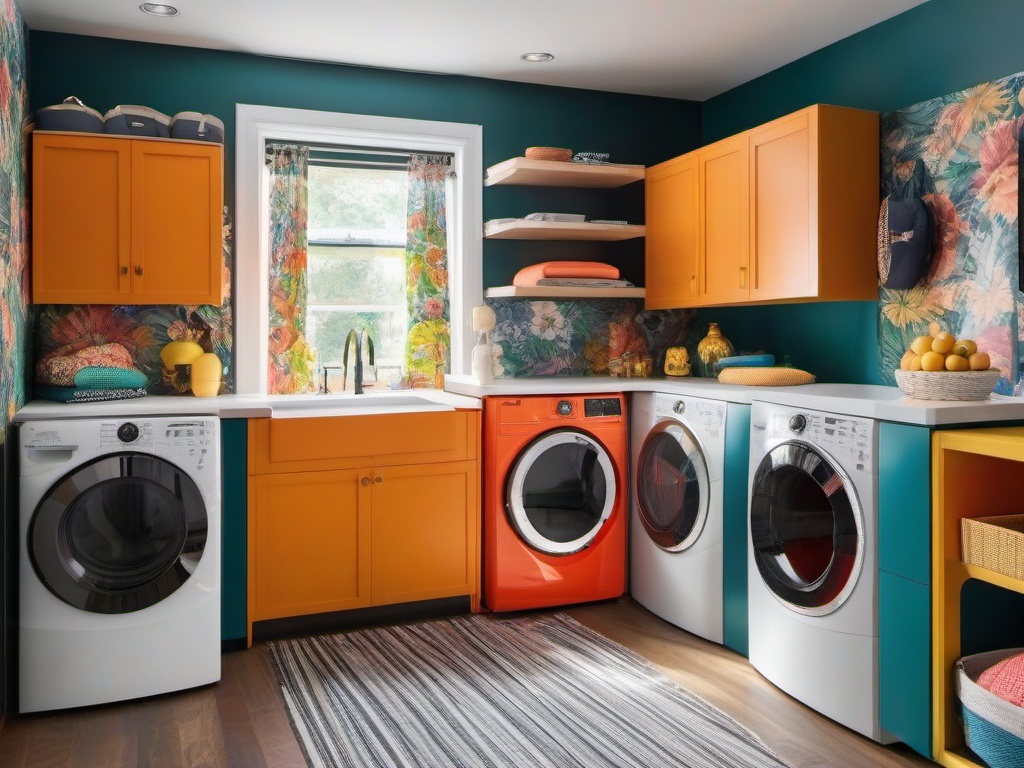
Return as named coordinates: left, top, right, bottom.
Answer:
left=483, top=393, right=628, bottom=611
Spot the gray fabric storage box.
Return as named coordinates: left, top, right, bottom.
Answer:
left=103, top=105, right=170, bottom=137
left=35, top=96, right=104, bottom=133
left=170, top=111, right=224, bottom=143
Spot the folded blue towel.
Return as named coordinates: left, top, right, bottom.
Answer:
left=36, top=386, right=148, bottom=403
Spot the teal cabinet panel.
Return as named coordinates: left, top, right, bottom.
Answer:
left=878, top=422, right=931, bottom=584
left=879, top=570, right=930, bottom=757
left=221, top=419, right=248, bottom=644
left=723, top=403, right=750, bottom=657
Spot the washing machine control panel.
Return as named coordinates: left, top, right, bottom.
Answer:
left=583, top=397, right=622, bottom=418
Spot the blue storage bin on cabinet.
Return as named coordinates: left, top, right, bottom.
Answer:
left=957, top=648, right=1024, bottom=768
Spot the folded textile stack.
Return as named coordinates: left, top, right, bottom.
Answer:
left=35, top=343, right=149, bottom=403
left=513, top=261, right=626, bottom=288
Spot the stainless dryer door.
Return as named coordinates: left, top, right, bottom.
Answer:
left=635, top=420, right=710, bottom=551
left=749, top=441, right=864, bottom=616
left=506, top=429, right=617, bottom=555
left=29, top=452, right=208, bottom=614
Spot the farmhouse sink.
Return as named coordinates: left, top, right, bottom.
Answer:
left=267, top=391, right=457, bottom=418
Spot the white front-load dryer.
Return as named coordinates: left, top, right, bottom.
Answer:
left=630, top=392, right=726, bottom=642
left=18, top=416, right=221, bottom=712
left=747, top=400, right=893, bottom=743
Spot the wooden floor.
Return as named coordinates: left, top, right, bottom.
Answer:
left=0, top=597, right=936, bottom=768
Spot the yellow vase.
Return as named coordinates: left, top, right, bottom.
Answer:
left=160, top=340, right=203, bottom=370
left=191, top=352, right=222, bottom=397
left=697, top=322, right=734, bottom=377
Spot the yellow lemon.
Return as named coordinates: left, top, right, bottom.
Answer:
left=910, top=335, right=934, bottom=355
left=907, top=354, right=923, bottom=371
left=900, top=350, right=917, bottom=370
left=920, top=351, right=946, bottom=371
left=945, top=354, right=969, bottom=372
left=932, top=331, right=956, bottom=354
left=957, top=339, right=978, bottom=356
left=969, top=352, right=991, bottom=371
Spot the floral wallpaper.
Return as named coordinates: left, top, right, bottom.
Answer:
left=879, top=71, right=1022, bottom=392
left=0, top=0, right=28, bottom=441
left=489, top=299, right=694, bottom=378
left=34, top=212, right=235, bottom=395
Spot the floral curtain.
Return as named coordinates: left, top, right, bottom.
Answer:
left=266, top=144, right=316, bottom=394
left=404, top=154, right=451, bottom=387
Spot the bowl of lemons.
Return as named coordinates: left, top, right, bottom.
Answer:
left=895, top=331, right=1000, bottom=400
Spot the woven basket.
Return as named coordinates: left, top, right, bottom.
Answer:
left=717, top=366, right=815, bottom=386
left=956, top=649, right=1024, bottom=768
left=962, top=515, right=1024, bottom=581
left=894, top=368, right=1000, bottom=400
left=525, top=146, right=572, bottom=162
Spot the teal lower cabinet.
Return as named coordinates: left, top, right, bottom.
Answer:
left=877, top=422, right=931, bottom=757
left=221, top=419, right=248, bottom=646
left=723, top=403, right=750, bottom=657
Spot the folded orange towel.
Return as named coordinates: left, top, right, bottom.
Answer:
left=513, top=261, right=620, bottom=286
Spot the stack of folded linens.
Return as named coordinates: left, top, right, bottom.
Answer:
left=35, top=343, right=148, bottom=403
left=513, top=261, right=634, bottom=288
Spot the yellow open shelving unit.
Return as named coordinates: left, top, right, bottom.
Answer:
left=932, top=428, right=1024, bottom=767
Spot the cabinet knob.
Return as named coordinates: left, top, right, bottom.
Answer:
left=374, top=475, right=383, bottom=484
left=120, top=265, right=128, bottom=275
left=360, top=476, right=370, bottom=487
left=134, top=265, right=143, bottom=276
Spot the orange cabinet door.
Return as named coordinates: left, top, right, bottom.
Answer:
left=698, top=134, right=750, bottom=305
left=748, top=109, right=816, bottom=301
left=368, top=460, right=479, bottom=606
left=645, top=152, right=701, bottom=309
left=131, top=140, right=224, bottom=305
left=31, top=132, right=223, bottom=305
left=250, top=469, right=371, bottom=622
left=32, top=133, right=132, bottom=304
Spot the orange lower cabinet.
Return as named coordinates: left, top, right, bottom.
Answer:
left=369, top=460, right=479, bottom=606
left=250, top=469, right=372, bottom=622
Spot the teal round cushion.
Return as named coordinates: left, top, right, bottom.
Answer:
left=73, top=366, right=148, bottom=389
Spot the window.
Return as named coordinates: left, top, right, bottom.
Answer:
left=234, top=104, right=482, bottom=396
left=306, top=161, right=412, bottom=386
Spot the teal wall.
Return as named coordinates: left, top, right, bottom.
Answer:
left=26, top=32, right=701, bottom=292
left=695, top=0, right=1024, bottom=385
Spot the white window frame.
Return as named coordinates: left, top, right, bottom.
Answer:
left=235, top=103, right=483, bottom=395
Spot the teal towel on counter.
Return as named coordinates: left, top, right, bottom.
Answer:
left=36, top=386, right=148, bottom=403
left=73, top=365, right=148, bottom=389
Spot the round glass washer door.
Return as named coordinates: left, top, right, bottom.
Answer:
left=749, top=440, right=864, bottom=616
left=29, top=452, right=208, bottom=614
left=635, top=421, right=710, bottom=552
left=505, top=429, right=617, bottom=555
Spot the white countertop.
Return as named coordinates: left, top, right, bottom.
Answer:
left=13, top=389, right=481, bottom=422
left=443, top=376, right=1024, bottom=426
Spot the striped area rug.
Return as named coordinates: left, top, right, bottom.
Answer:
left=268, top=612, right=791, bottom=768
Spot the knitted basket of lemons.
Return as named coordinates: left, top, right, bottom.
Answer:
left=894, top=368, right=1000, bottom=400
left=717, top=366, right=815, bottom=386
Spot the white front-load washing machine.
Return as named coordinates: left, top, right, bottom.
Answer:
left=630, top=392, right=726, bottom=642
left=747, top=400, right=893, bottom=743
left=18, top=416, right=221, bottom=712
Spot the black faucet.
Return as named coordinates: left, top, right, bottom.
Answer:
left=342, top=329, right=375, bottom=394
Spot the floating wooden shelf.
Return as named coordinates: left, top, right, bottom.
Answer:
left=485, top=157, right=644, bottom=188
left=485, top=285, right=645, bottom=299
left=484, top=219, right=645, bottom=241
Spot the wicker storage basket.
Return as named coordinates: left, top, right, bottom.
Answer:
left=894, top=368, right=1000, bottom=400
left=956, top=648, right=1024, bottom=768
left=961, top=515, right=1024, bottom=581
left=525, top=146, right=572, bottom=162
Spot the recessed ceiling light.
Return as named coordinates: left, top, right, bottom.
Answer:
left=139, top=3, right=179, bottom=16
left=521, top=52, right=554, bottom=63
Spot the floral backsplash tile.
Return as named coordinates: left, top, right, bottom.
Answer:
left=488, top=298, right=694, bottom=378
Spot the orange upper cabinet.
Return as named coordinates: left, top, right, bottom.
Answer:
left=645, top=153, right=699, bottom=309
left=748, top=105, right=879, bottom=303
left=644, top=104, right=879, bottom=309
left=32, top=132, right=224, bottom=305
left=698, top=134, right=750, bottom=306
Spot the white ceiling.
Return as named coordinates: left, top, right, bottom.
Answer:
left=15, top=0, right=928, bottom=100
